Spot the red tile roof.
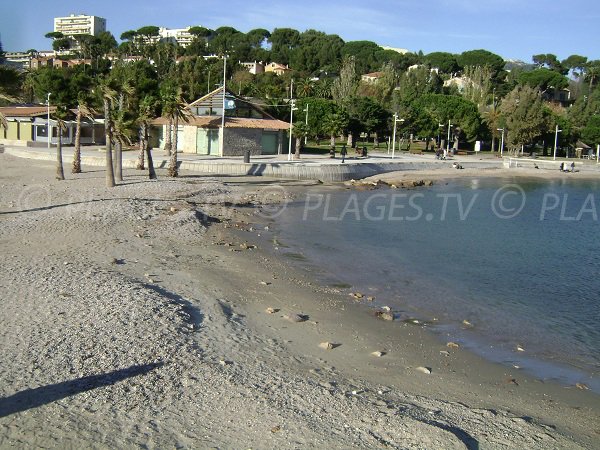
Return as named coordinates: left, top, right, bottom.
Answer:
left=152, top=116, right=289, bottom=130
left=0, top=106, right=57, bottom=117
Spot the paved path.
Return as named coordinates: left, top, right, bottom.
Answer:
left=8, top=145, right=599, bottom=181
left=3, top=145, right=510, bottom=181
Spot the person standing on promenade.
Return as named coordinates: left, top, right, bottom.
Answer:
left=341, top=145, right=347, bottom=163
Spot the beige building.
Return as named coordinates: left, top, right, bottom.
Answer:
left=265, top=62, right=290, bottom=76
left=54, top=14, right=107, bottom=37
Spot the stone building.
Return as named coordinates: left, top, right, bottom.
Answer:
left=153, top=87, right=289, bottom=156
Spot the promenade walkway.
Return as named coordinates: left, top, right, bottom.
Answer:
left=3, top=145, right=508, bottom=182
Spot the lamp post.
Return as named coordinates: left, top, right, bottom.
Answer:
left=446, top=120, right=452, bottom=157
left=288, top=99, right=297, bottom=161
left=553, top=124, right=562, bottom=161
left=497, top=128, right=505, bottom=156
left=47, top=92, right=51, bottom=149
left=391, top=114, right=404, bottom=159
left=219, top=55, right=227, bottom=157
left=304, top=104, right=309, bottom=145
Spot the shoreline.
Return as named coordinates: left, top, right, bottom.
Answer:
left=0, top=154, right=598, bottom=448
left=265, top=171, right=600, bottom=394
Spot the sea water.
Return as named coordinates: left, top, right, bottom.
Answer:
left=269, top=176, right=600, bottom=391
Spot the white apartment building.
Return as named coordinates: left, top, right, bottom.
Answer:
left=54, top=14, right=107, bottom=38
left=158, top=27, right=195, bottom=47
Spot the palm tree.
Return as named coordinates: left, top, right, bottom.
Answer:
left=53, top=106, right=69, bottom=181
left=292, top=122, right=310, bottom=159
left=112, top=109, right=134, bottom=182
left=297, top=78, right=314, bottom=98
left=161, top=83, right=191, bottom=177
left=99, top=77, right=117, bottom=187
left=112, top=81, right=135, bottom=182
left=136, top=96, right=158, bottom=179
left=72, top=99, right=95, bottom=173
left=323, top=112, right=349, bottom=151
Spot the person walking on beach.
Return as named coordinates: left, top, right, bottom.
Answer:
left=571, top=161, right=575, bottom=172
left=341, top=145, right=347, bottom=163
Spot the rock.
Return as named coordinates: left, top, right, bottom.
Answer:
left=375, top=311, right=394, bottom=321
left=446, top=342, right=460, bottom=349
left=219, top=360, right=232, bottom=366
left=576, top=383, right=589, bottom=390
left=516, top=345, right=525, bottom=352
left=260, top=281, right=272, bottom=286
left=319, top=342, right=339, bottom=350
left=371, top=351, right=386, bottom=357
left=271, top=425, right=281, bottom=433
left=439, top=350, right=450, bottom=357
left=284, top=313, right=308, bottom=323
left=350, top=292, right=364, bottom=299
left=415, top=366, right=432, bottom=374
left=381, top=306, right=391, bottom=311
left=240, top=243, right=257, bottom=250
left=169, top=206, right=177, bottom=212
left=366, top=296, right=375, bottom=302
left=265, top=307, right=279, bottom=314
left=462, top=319, right=473, bottom=327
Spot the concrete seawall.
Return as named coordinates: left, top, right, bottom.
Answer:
left=4, top=147, right=511, bottom=182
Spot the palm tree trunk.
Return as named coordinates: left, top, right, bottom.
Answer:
left=374, top=132, right=379, bottom=148
left=115, top=139, right=123, bottom=182
left=164, top=120, right=172, bottom=155
left=136, top=126, right=145, bottom=170
left=491, top=135, right=496, bottom=153
left=56, top=125, right=65, bottom=181
left=144, top=124, right=157, bottom=179
left=330, top=134, right=336, bottom=149
left=72, top=108, right=82, bottom=173
left=294, top=137, right=302, bottom=159
left=347, top=132, right=353, bottom=148
left=167, top=115, right=179, bottom=177
left=104, top=99, right=116, bottom=187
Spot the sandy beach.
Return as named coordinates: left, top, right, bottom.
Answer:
left=0, top=152, right=599, bottom=449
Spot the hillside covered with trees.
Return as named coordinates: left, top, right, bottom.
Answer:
left=2, top=24, right=600, bottom=175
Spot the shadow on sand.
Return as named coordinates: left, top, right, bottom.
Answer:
left=0, top=362, right=162, bottom=418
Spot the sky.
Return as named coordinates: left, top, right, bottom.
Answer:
left=2, top=0, right=600, bottom=62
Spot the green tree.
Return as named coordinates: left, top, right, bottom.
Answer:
left=292, top=122, right=309, bottom=159
left=518, top=68, right=568, bottom=91
left=98, top=76, right=117, bottom=187
left=160, top=81, right=191, bottom=176
left=581, top=115, right=600, bottom=145
left=322, top=110, right=349, bottom=150
left=532, top=53, right=566, bottom=74
left=459, top=49, right=504, bottom=72
left=424, top=52, right=459, bottom=74
left=269, top=28, right=301, bottom=64
left=499, top=85, right=547, bottom=153
left=331, top=56, right=358, bottom=104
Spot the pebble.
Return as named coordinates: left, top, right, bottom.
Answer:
left=415, top=366, right=432, bottom=374
left=319, top=342, right=337, bottom=350
left=371, top=351, right=385, bottom=357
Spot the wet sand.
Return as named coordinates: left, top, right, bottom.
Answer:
left=0, top=154, right=598, bottom=448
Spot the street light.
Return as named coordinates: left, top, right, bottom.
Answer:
left=304, top=104, right=309, bottom=145
left=288, top=99, right=297, bottom=161
left=553, top=124, right=562, bottom=161
left=219, top=55, right=227, bottom=157
left=497, top=128, right=505, bottom=156
left=391, top=114, right=404, bottom=159
left=47, top=92, right=51, bottom=150
left=446, top=120, right=452, bottom=157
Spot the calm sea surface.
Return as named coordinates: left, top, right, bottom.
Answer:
left=269, top=176, right=600, bottom=390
